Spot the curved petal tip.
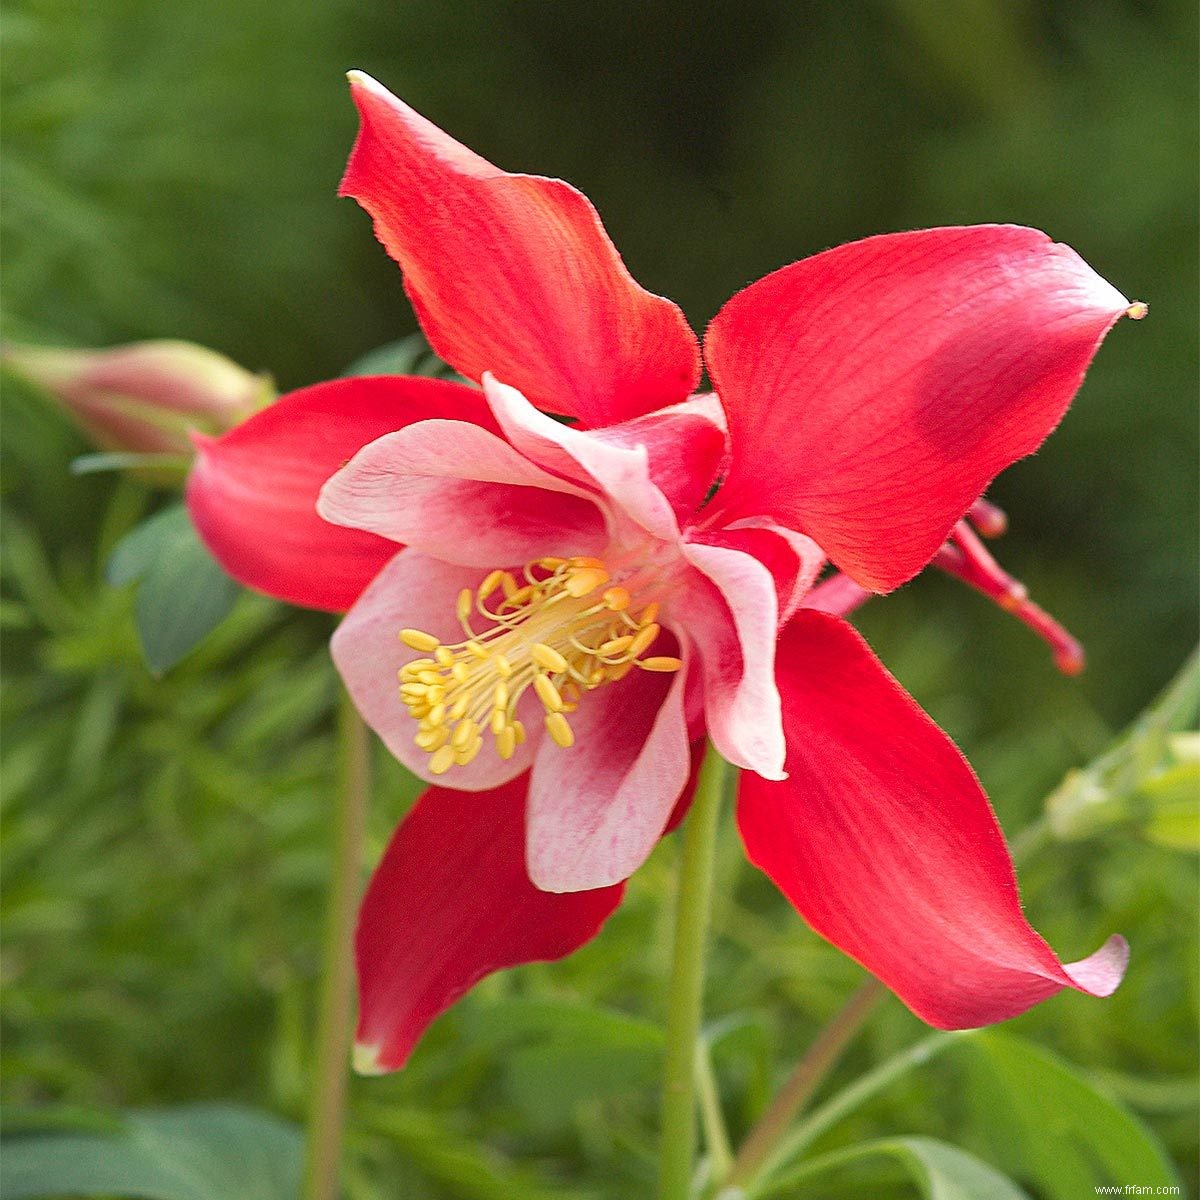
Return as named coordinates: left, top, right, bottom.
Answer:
left=1063, top=933, right=1129, bottom=998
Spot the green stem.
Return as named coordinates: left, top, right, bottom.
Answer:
left=302, top=691, right=371, bottom=1200
left=659, top=742, right=733, bottom=1200
left=721, top=979, right=885, bottom=1190
left=748, top=1033, right=959, bottom=1192
left=695, top=1038, right=734, bottom=1183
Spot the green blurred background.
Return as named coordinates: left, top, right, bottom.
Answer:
left=2, top=1, right=1197, bottom=1197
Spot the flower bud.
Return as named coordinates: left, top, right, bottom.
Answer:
left=2, top=340, right=272, bottom=456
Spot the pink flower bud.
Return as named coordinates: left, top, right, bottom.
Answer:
left=2, top=340, right=272, bottom=456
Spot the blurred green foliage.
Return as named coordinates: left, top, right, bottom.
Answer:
left=2, top=0, right=1196, bottom=1197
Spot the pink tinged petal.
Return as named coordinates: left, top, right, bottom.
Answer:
left=340, top=73, right=700, bottom=426
left=318, top=419, right=606, bottom=568
left=674, top=542, right=787, bottom=780
left=331, top=551, right=541, bottom=790
left=705, top=225, right=1136, bottom=592
left=186, top=375, right=493, bottom=612
left=482, top=375, right=683, bottom=542
left=355, top=774, right=625, bottom=1072
left=593, top=393, right=729, bottom=524
left=738, top=611, right=1128, bottom=1029
left=801, top=571, right=873, bottom=619
left=526, top=634, right=691, bottom=892
left=695, top=519, right=825, bottom=624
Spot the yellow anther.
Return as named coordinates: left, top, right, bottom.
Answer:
left=466, top=640, right=488, bottom=659
left=401, top=658, right=436, bottom=676
left=566, top=567, right=610, bottom=597
left=415, top=726, right=449, bottom=751
left=570, top=556, right=605, bottom=569
left=512, top=720, right=527, bottom=745
left=491, top=709, right=507, bottom=735
left=629, top=622, right=661, bottom=657
left=479, top=569, right=505, bottom=598
left=639, top=602, right=660, bottom=625
left=496, top=726, right=517, bottom=760
left=454, top=737, right=483, bottom=766
left=456, top=589, right=474, bottom=622
left=500, top=571, right=520, bottom=598
left=603, top=586, right=631, bottom=611
left=435, top=647, right=454, bottom=667
left=1126, top=300, right=1148, bottom=320
left=534, top=674, right=564, bottom=712
left=417, top=670, right=440, bottom=685
left=400, top=629, right=440, bottom=652
left=426, top=685, right=446, bottom=704
left=409, top=702, right=431, bottom=718
left=451, top=718, right=478, bottom=749
left=450, top=695, right=470, bottom=720
left=639, top=656, right=683, bottom=672
left=452, top=662, right=470, bottom=684
left=505, top=584, right=536, bottom=606
left=538, top=556, right=566, bottom=569
left=401, top=683, right=428, bottom=697
left=532, top=643, right=569, bottom=673
left=545, top=711, right=575, bottom=747
left=495, top=654, right=513, bottom=677
left=608, top=661, right=635, bottom=682
left=599, top=635, right=634, bottom=656
left=429, top=745, right=456, bottom=775
left=493, top=681, right=509, bottom=709
left=427, top=703, right=447, bottom=726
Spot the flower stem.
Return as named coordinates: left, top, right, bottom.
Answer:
left=720, top=979, right=885, bottom=1191
left=302, top=690, right=371, bottom=1200
left=659, top=742, right=733, bottom=1200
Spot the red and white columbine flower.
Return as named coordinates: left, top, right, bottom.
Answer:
left=188, top=72, right=1143, bottom=1073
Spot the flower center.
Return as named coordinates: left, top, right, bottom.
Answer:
left=397, top=555, right=681, bottom=775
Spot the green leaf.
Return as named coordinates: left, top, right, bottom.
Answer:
left=341, top=334, right=457, bottom=380
left=1136, top=762, right=1200, bottom=849
left=470, top=999, right=663, bottom=1126
left=0, top=1103, right=302, bottom=1200
left=962, top=1031, right=1181, bottom=1199
left=106, top=505, right=241, bottom=675
left=70, top=452, right=191, bottom=477
left=761, top=1136, right=1030, bottom=1200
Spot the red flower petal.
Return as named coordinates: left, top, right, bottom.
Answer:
left=737, top=611, right=1127, bottom=1029
left=187, top=375, right=494, bottom=612
left=705, top=226, right=1134, bottom=592
left=340, top=73, right=701, bottom=426
left=354, top=775, right=625, bottom=1073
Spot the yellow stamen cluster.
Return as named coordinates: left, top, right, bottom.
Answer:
left=397, top=556, right=682, bottom=774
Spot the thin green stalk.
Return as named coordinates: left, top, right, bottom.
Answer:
left=695, top=1039, right=734, bottom=1183
left=302, top=691, right=371, bottom=1200
left=722, top=979, right=885, bottom=1190
left=659, top=742, right=734, bottom=1200
left=748, top=1033, right=960, bottom=1192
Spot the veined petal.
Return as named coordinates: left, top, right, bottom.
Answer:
left=526, top=633, right=691, bottom=892
left=341, top=73, right=700, bottom=426
left=318, top=418, right=606, bottom=568
left=331, top=551, right=541, bottom=790
left=355, top=775, right=624, bottom=1073
left=705, top=225, right=1136, bottom=592
left=738, top=612, right=1127, bottom=1028
left=186, top=375, right=492, bottom=612
left=674, top=543, right=788, bottom=780
left=483, top=374, right=682, bottom=542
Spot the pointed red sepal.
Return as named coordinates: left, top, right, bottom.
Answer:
left=705, top=225, right=1137, bottom=592
left=186, top=375, right=496, bottom=612
left=354, top=775, right=626, bottom=1073
left=340, top=73, right=700, bottom=427
left=738, top=611, right=1126, bottom=1029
